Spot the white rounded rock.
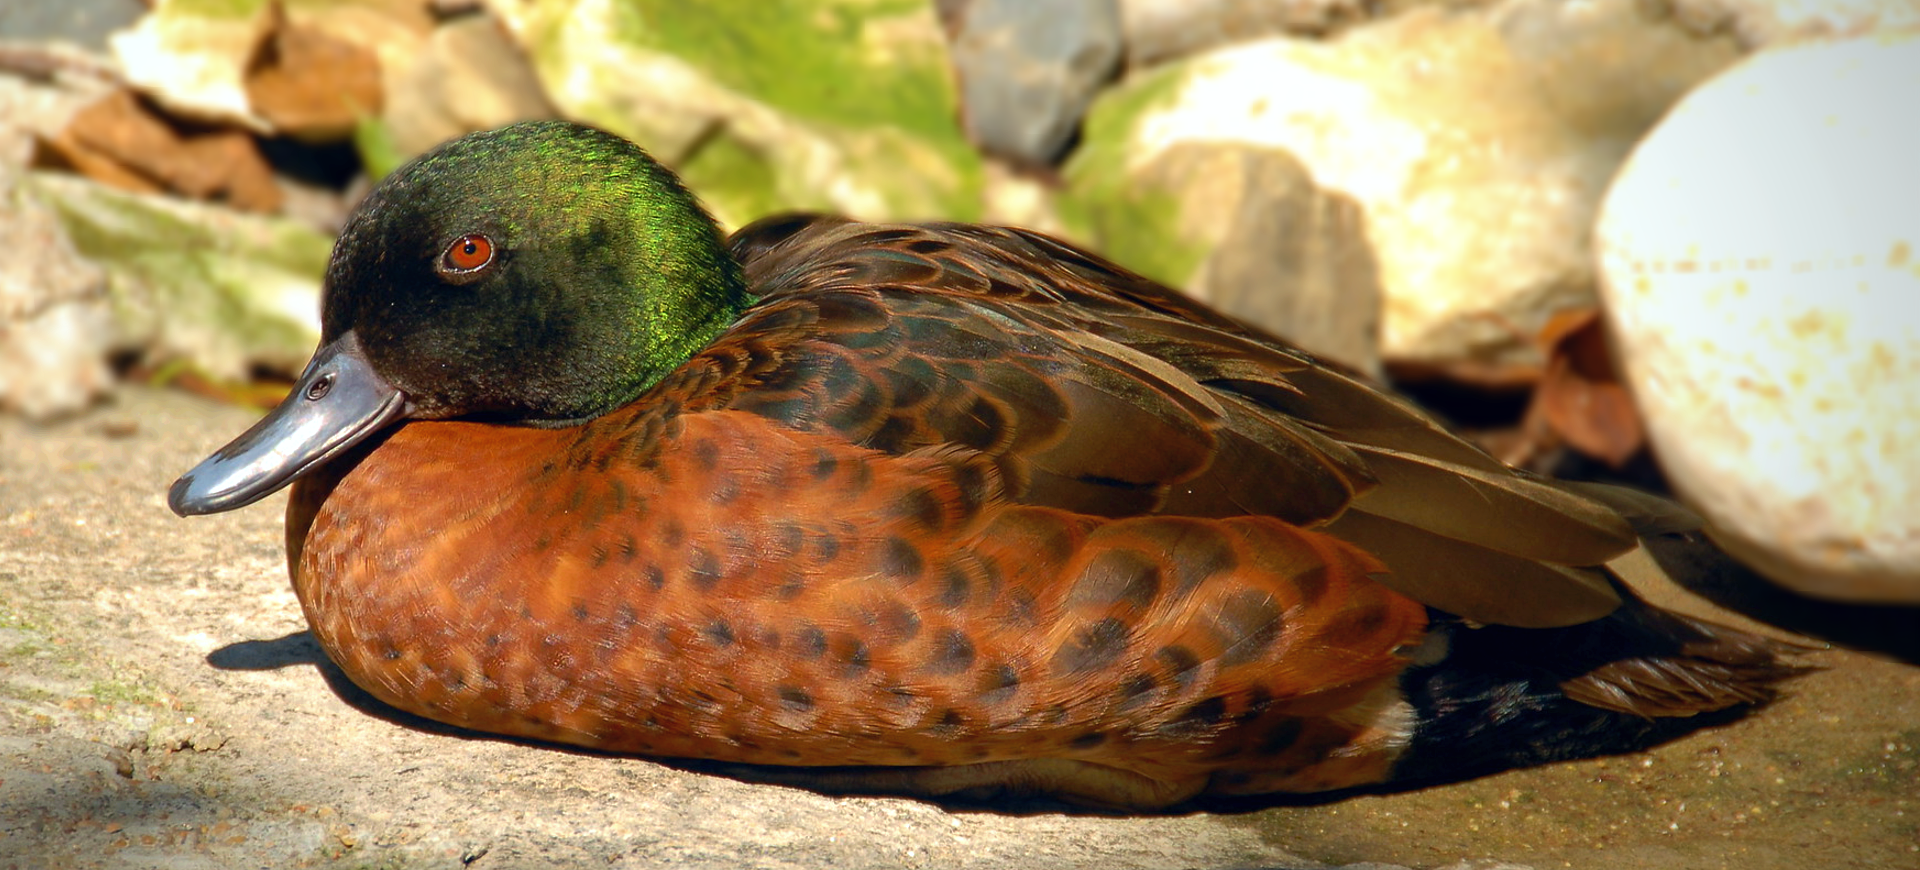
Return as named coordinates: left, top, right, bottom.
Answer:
left=1597, top=31, right=1920, bottom=602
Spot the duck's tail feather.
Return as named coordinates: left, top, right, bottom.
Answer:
left=1389, top=593, right=1815, bottom=785
left=1555, top=606, right=1813, bottom=717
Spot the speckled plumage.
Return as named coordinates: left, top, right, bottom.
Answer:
left=177, top=122, right=1803, bottom=810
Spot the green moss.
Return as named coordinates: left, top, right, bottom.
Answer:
left=676, top=130, right=788, bottom=228
left=0, top=600, right=53, bottom=667
left=0, top=606, right=66, bottom=707
left=162, top=0, right=264, bottom=18
left=1056, top=64, right=1208, bottom=287
left=0, top=681, right=59, bottom=705
left=87, top=680, right=160, bottom=707
left=353, top=115, right=410, bottom=182
left=614, top=0, right=984, bottom=216
left=835, top=126, right=983, bottom=222
left=522, top=0, right=982, bottom=223
left=615, top=0, right=960, bottom=146
left=1056, top=185, right=1204, bottom=288
left=0, top=599, right=40, bottom=632
left=1079, top=64, right=1189, bottom=155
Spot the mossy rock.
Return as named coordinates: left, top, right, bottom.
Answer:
left=1057, top=62, right=1219, bottom=292
left=496, top=0, right=984, bottom=228
left=26, top=173, right=330, bottom=380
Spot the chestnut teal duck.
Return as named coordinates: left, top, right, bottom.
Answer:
left=170, top=121, right=1801, bottom=810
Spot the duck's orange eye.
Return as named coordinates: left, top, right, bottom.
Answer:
left=439, top=233, right=495, bottom=275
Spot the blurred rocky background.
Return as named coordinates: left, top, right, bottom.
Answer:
left=10, top=0, right=1912, bottom=604
left=2, top=2, right=1918, bottom=868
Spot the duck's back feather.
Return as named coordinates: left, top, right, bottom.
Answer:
left=716, top=214, right=1628, bottom=627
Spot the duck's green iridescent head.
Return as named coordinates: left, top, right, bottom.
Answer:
left=169, top=121, right=751, bottom=516
left=329, top=120, right=750, bottom=420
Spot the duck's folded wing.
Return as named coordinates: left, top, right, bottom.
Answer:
left=722, top=215, right=1629, bottom=627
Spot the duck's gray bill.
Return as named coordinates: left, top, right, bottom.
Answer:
left=168, top=332, right=406, bottom=517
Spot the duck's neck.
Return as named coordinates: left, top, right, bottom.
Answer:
left=608, top=261, right=752, bottom=418
left=578, top=186, right=755, bottom=422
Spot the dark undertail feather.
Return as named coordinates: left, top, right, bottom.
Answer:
left=1391, top=595, right=1813, bottom=785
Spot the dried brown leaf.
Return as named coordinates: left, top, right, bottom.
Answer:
left=1535, top=309, right=1644, bottom=468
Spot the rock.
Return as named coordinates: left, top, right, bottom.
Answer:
left=0, top=183, right=113, bottom=419
left=108, top=0, right=277, bottom=131
left=489, top=0, right=982, bottom=229
left=0, top=0, right=146, bottom=51
left=1119, top=0, right=1393, bottom=67
left=1072, top=140, right=1383, bottom=373
left=1655, top=0, right=1920, bottom=47
left=1191, top=146, right=1382, bottom=376
left=1596, top=31, right=1920, bottom=603
left=946, top=0, right=1123, bottom=167
left=284, top=1, right=555, bottom=159
left=0, top=60, right=120, bottom=419
left=241, top=1, right=385, bottom=142
left=979, top=159, right=1072, bottom=236
left=109, top=0, right=551, bottom=157
left=381, top=10, right=559, bottom=159
left=25, top=171, right=331, bottom=382
left=1064, top=0, right=1741, bottom=370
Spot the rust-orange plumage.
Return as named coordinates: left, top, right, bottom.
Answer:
left=175, top=122, right=1802, bottom=810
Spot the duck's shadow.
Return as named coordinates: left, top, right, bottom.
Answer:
left=1641, top=533, right=1920, bottom=665
left=208, top=631, right=473, bottom=747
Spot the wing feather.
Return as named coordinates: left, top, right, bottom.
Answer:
left=716, top=214, right=1648, bottom=628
